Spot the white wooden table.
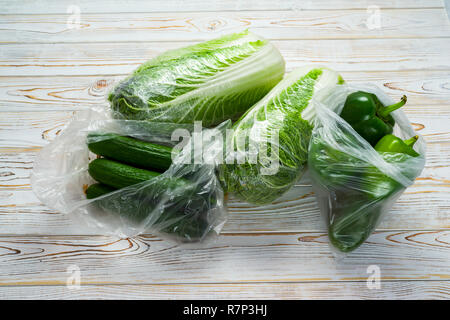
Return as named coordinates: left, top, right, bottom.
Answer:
left=0, top=0, right=449, bottom=299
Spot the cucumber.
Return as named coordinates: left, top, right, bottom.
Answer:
left=87, top=156, right=216, bottom=241
left=87, top=132, right=174, bottom=172
left=88, top=158, right=161, bottom=189
left=86, top=160, right=213, bottom=241
left=85, top=183, right=116, bottom=199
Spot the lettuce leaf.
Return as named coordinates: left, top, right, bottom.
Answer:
left=108, top=30, right=285, bottom=127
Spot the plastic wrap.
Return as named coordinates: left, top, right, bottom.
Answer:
left=219, top=65, right=343, bottom=205
left=308, top=84, right=426, bottom=254
left=31, top=108, right=228, bottom=242
left=108, top=30, right=285, bottom=127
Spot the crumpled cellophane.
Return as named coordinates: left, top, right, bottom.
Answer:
left=308, top=84, right=426, bottom=255
left=31, top=107, right=228, bottom=243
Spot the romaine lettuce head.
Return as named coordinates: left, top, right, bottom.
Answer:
left=220, top=65, right=343, bottom=205
left=108, top=30, right=285, bottom=127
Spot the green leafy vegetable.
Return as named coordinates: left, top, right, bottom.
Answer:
left=108, top=30, right=285, bottom=127
left=220, top=65, right=343, bottom=205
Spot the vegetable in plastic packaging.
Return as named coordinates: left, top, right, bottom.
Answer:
left=307, top=84, right=426, bottom=254
left=31, top=108, right=228, bottom=242
left=219, top=65, right=344, bottom=205
left=340, top=90, right=407, bottom=146
left=108, top=30, right=285, bottom=127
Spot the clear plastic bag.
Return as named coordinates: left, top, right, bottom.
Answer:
left=307, top=84, right=426, bottom=254
left=31, top=30, right=285, bottom=242
left=31, top=107, right=228, bottom=242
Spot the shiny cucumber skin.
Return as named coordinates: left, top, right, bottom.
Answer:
left=88, top=158, right=161, bottom=189
left=85, top=183, right=116, bottom=199
left=86, top=160, right=212, bottom=241
left=87, top=133, right=173, bottom=172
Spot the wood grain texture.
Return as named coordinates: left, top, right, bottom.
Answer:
left=1, top=70, right=449, bottom=111
left=0, top=231, right=448, bottom=286
left=1, top=38, right=449, bottom=76
left=0, top=0, right=444, bottom=14
left=0, top=0, right=449, bottom=300
left=0, top=281, right=449, bottom=299
left=1, top=9, right=449, bottom=44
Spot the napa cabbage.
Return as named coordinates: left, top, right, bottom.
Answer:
left=220, top=65, right=343, bottom=204
left=108, top=30, right=285, bottom=127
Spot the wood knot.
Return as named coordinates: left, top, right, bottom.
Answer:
left=207, top=19, right=223, bottom=31
left=0, top=171, right=14, bottom=177
left=411, top=122, right=425, bottom=131
left=298, top=235, right=320, bottom=242
left=95, top=79, right=108, bottom=89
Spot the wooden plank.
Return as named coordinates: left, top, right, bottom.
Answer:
left=0, top=77, right=113, bottom=111
left=1, top=9, right=449, bottom=44
left=0, top=0, right=443, bottom=14
left=1, top=70, right=450, bottom=111
left=0, top=230, right=448, bottom=286
left=0, top=280, right=448, bottom=299
left=1, top=38, right=449, bottom=76
left=0, top=112, right=74, bottom=148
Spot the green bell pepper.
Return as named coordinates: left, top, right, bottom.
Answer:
left=328, top=134, right=420, bottom=252
left=374, top=134, right=419, bottom=157
left=340, top=91, right=407, bottom=146
left=363, top=134, right=419, bottom=199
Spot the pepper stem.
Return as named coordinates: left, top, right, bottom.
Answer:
left=378, top=95, right=407, bottom=118
left=404, top=135, right=419, bottom=147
